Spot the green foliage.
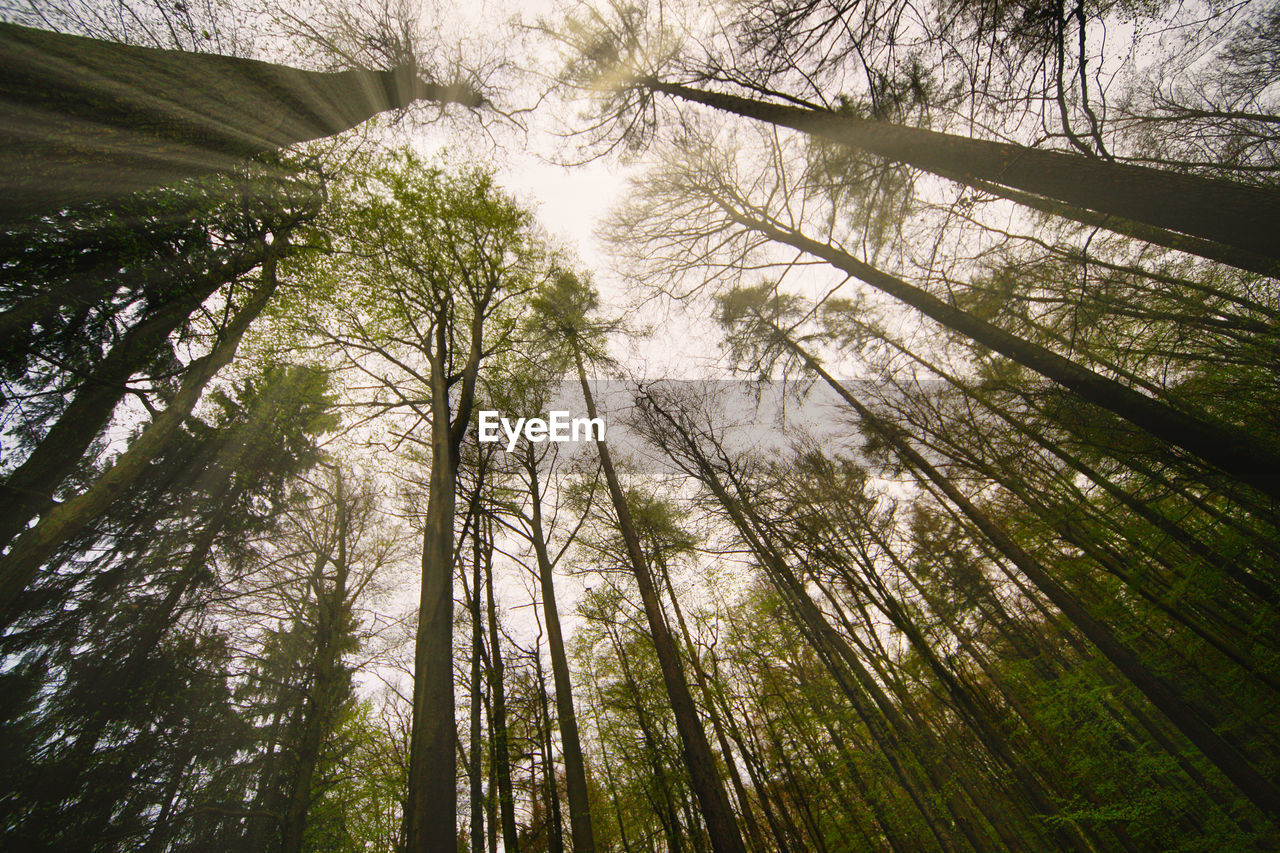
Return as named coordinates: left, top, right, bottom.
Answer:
left=9, top=4, right=1280, bottom=850
left=302, top=701, right=408, bottom=852
left=525, top=267, right=618, bottom=372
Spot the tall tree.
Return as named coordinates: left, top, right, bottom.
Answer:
left=554, top=2, right=1280, bottom=275
left=0, top=169, right=321, bottom=558
left=481, top=513, right=520, bottom=853
left=609, top=135, right=1280, bottom=500
left=296, top=152, right=550, bottom=851
left=528, top=270, right=749, bottom=853
left=0, top=362, right=336, bottom=849
left=0, top=21, right=483, bottom=219
left=505, top=428, right=599, bottom=853
left=0, top=233, right=321, bottom=624
left=716, top=284, right=1280, bottom=823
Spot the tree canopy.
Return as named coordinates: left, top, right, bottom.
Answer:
left=3, top=0, right=1280, bottom=850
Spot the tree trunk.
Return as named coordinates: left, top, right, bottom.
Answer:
left=574, top=350, right=749, bottom=853
left=404, top=352, right=464, bottom=853
left=470, top=509, right=486, bottom=853
left=0, top=275, right=121, bottom=364
left=655, top=552, right=769, bottom=853
left=604, top=620, right=687, bottom=853
left=0, top=22, right=482, bottom=220
left=403, top=236, right=488, bottom=852
left=718, top=203, right=1280, bottom=501
left=534, top=646, right=566, bottom=853
left=935, top=171, right=1280, bottom=279
left=881, top=330, right=1279, bottom=606
left=483, top=515, right=520, bottom=853
left=640, top=390, right=994, bottom=850
left=642, top=78, right=1280, bottom=273
left=523, top=447, right=597, bottom=853
left=59, top=471, right=250, bottom=784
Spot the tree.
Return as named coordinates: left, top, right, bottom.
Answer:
left=0, top=229, right=321, bottom=624
left=0, top=21, right=483, bottom=220
left=294, top=151, right=550, bottom=851
left=490, top=386, right=600, bottom=853
left=609, top=132, right=1280, bottom=499
left=0, top=362, right=336, bottom=849
left=553, top=1, right=1280, bottom=276
left=528, top=270, right=749, bottom=853
left=714, top=283, right=1280, bottom=823
left=0, top=168, right=322, bottom=560
left=632, top=80, right=1280, bottom=273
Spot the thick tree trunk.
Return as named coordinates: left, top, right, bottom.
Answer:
left=719, top=203, right=1280, bottom=501
left=524, top=449, right=597, bottom=853
left=574, top=350, right=748, bottom=853
left=643, top=78, right=1280, bottom=273
left=404, top=355, right=463, bottom=853
left=403, top=241, right=488, bottom=853
left=0, top=254, right=283, bottom=623
left=0, top=22, right=482, bottom=220
left=936, top=171, right=1280, bottom=279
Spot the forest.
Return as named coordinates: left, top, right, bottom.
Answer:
left=1, top=0, right=1279, bottom=850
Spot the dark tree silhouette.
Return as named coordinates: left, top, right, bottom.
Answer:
left=0, top=22, right=483, bottom=220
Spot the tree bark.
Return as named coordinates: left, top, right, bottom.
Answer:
left=401, top=187, right=494, bottom=853
left=717, top=202, right=1280, bottom=502
left=469, top=502, right=486, bottom=853
left=655, top=552, right=770, bottom=853
left=574, top=350, right=748, bottom=853
left=404, top=351, right=464, bottom=853
left=534, top=646, right=566, bottom=853
left=878, top=330, right=1280, bottom=606
left=0, top=275, right=121, bottom=363
left=936, top=171, right=1280, bottom=279
left=603, top=619, right=687, bottom=853
left=0, top=22, right=482, bottom=220
left=643, top=400, right=967, bottom=852
left=642, top=78, right=1280, bottom=273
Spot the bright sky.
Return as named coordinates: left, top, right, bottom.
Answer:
left=388, top=0, right=738, bottom=379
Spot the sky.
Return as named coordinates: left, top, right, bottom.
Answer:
left=393, top=0, right=743, bottom=379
